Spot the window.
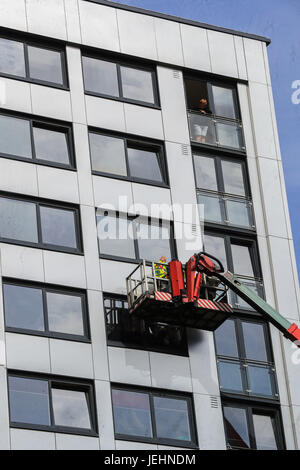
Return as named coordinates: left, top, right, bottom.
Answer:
left=89, top=131, right=167, bottom=185
left=215, top=317, right=278, bottom=399
left=0, top=36, right=67, bottom=87
left=0, top=194, right=82, bottom=253
left=194, top=153, right=254, bottom=229
left=104, top=294, right=187, bottom=355
left=3, top=280, right=89, bottom=341
left=96, top=211, right=174, bottom=263
left=185, top=77, right=244, bottom=151
left=223, top=402, right=284, bottom=450
left=111, top=386, right=197, bottom=447
left=8, top=373, right=97, bottom=435
left=0, top=113, right=74, bottom=168
left=204, top=232, right=263, bottom=310
left=82, top=55, right=158, bottom=106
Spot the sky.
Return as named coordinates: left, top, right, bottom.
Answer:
left=113, top=0, right=300, bottom=275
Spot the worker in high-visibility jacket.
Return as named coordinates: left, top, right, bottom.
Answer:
left=154, top=255, right=168, bottom=279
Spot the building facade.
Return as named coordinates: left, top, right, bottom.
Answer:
left=0, top=0, right=299, bottom=450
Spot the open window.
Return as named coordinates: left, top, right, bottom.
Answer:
left=185, top=77, right=244, bottom=151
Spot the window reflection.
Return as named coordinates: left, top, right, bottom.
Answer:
left=28, top=46, right=64, bottom=85
left=52, top=388, right=91, bottom=429
left=3, top=284, right=45, bottom=332
left=8, top=376, right=51, bottom=426
left=33, top=127, right=70, bottom=165
left=0, top=38, right=25, bottom=77
left=153, top=397, right=191, bottom=441
left=253, top=414, right=278, bottom=450
left=40, top=206, right=77, bottom=249
left=0, top=197, right=38, bottom=243
left=223, top=406, right=250, bottom=449
left=120, top=66, right=155, bottom=104
left=82, top=57, right=119, bottom=97
left=112, top=389, right=153, bottom=438
left=0, top=115, right=32, bottom=159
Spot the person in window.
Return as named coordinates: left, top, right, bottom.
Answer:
left=193, top=98, right=212, bottom=143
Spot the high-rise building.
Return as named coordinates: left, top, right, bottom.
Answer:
left=0, top=0, right=299, bottom=451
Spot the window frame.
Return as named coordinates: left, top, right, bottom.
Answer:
left=0, top=192, right=83, bottom=254
left=215, top=316, right=279, bottom=400
left=104, top=293, right=188, bottom=356
left=82, top=52, right=160, bottom=108
left=3, top=279, right=90, bottom=342
left=184, top=75, right=242, bottom=121
left=111, top=384, right=198, bottom=448
left=0, top=33, right=69, bottom=89
left=184, top=74, right=246, bottom=154
left=96, top=211, right=176, bottom=264
left=89, top=128, right=169, bottom=187
left=7, top=371, right=98, bottom=436
left=0, top=111, right=76, bottom=170
left=193, top=151, right=255, bottom=231
left=222, top=400, right=285, bottom=450
left=204, top=230, right=262, bottom=280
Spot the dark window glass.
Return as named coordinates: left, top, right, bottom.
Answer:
left=226, top=199, right=252, bottom=228
left=215, top=319, right=238, bottom=358
left=97, top=212, right=135, bottom=259
left=8, top=374, right=96, bottom=434
left=221, top=160, right=245, bottom=196
left=52, top=388, right=91, bottom=429
left=194, top=154, right=217, bottom=191
left=153, top=396, right=191, bottom=442
left=231, top=244, right=254, bottom=277
left=127, top=147, right=162, bottom=182
left=0, top=38, right=25, bottom=77
left=120, top=66, right=155, bottom=104
left=199, top=193, right=222, bottom=223
left=136, top=219, right=172, bottom=263
left=212, top=86, right=237, bottom=120
left=28, top=46, right=64, bottom=85
left=90, top=132, right=166, bottom=185
left=242, top=322, right=268, bottom=362
left=112, top=387, right=196, bottom=446
left=3, top=282, right=87, bottom=339
left=247, top=364, right=274, bottom=397
left=3, top=284, right=45, bottom=332
left=104, top=295, right=187, bottom=355
left=253, top=414, right=278, bottom=450
left=82, top=57, right=119, bottom=97
left=8, top=376, right=50, bottom=426
left=0, top=197, right=38, bottom=243
left=89, top=133, right=127, bottom=176
left=97, top=212, right=173, bottom=263
left=204, top=234, right=227, bottom=270
left=82, top=56, right=157, bottom=105
left=215, top=317, right=277, bottom=399
left=112, top=389, right=153, bottom=438
left=0, top=38, right=66, bottom=86
left=223, top=406, right=250, bottom=449
left=33, top=127, right=70, bottom=165
left=46, top=291, right=84, bottom=336
left=223, top=404, right=282, bottom=450
left=0, top=115, right=32, bottom=158
left=218, top=360, right=244, bottom=393
left=40, top=206, right=78, bottom=249
left=0, top=113, right=72, bottom=168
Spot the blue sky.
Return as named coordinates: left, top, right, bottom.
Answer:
left=115, top=0, right=300, bottom=275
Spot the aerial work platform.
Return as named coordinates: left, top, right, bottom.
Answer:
left=126, top=259, right=233, bottom=331
left=126, top=252, right=300, bottom=345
